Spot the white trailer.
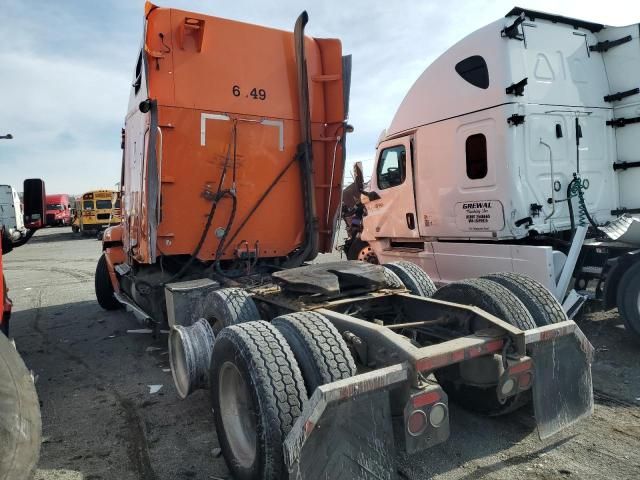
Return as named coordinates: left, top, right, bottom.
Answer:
left=0, top=185, right=27, bottom=243
left=345, top=8, right=640, bottom=340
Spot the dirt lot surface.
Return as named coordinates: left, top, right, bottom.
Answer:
left=5, top=228, right=640, bottom=480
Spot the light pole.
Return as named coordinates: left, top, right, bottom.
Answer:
left=0, top=134, right=13, bottom=140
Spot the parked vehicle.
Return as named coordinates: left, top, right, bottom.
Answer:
left=0, top=178, right=44, bottom=480
left=95, top=4, right=593, bottom=478
left=45, top=194, right=72, bottom=226
left=75, top=189, right=121, bottom=235
left=344, top=8, right=640, bottom=342
left=0, top=185, right=27, bottom=244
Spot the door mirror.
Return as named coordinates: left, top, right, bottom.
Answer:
left=352, top=161, right=380, bottom=201
left=23, top=179, right=46, bottom=229
left=353, top=161, right=365, bottom=193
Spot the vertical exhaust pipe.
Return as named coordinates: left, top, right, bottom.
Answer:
left=292, top=11, right=319, bottom=264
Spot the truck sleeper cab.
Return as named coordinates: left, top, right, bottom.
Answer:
left=353, top=8, right=640, bottom=340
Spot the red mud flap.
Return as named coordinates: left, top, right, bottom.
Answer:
left=283, top=364, right=408, bottom=480
left=525, top=321, right=594, bottom=440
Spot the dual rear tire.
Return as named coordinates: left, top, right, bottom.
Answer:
left=210, top=310, right=355, bottom=480
left=432, top=273, right=564, bottom=415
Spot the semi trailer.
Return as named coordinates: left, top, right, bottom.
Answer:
left=96, top=3, right=594, bottom=478
left=344, top=7, right=640, bottom=342
left=0, top=179, right=44, bottom=480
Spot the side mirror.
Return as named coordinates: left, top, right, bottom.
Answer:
left=353, top=161, right=365, bottom=193
left=23, top=179, right=46, bottom=229
left=352, top=161, right=380, bottom=201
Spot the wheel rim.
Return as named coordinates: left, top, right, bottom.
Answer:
left=219, top=361, right=257, bottom=468
left=357, top=245, right=378, bottom=264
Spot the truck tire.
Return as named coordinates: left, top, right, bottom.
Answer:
left=1, top=313, right=8, bottom=337
left=95, top=253, right=121, bottom=311
left=433, top=278, right=536, bottom=331
left=481, top=272, right=566, bottom=326
left=273, top=311, right=356, bottom=394
left=0, top=334, right=41, bottom=480
left=432, top=278, right=535, bottom=415
left=205, top=288, right=260, bottom=334
left=617, top=262, right=640, bottom=340
left=384, top=261, right=437, bottom=297
left=382, top=267, right=405, bottom=289
left=210, top=321, right=306, bottom=480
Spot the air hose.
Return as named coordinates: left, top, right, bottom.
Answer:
left=567, top=174, right=598, bottom=231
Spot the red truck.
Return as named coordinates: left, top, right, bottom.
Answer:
left=45, top=194, right=72, bottom=226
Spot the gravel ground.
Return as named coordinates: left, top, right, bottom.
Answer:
left=5, top=228, right=640, bottom=480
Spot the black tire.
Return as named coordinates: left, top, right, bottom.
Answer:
left=617, top=262, right=640, bottom=340
left=433, top=278, right=536, bottom=331
left=433, top=278, right=535, bottom=415
left=481, top=272, right=566, bottom=326
left=72, top=226, right=79, bottom=233
left=204, top=288, right=260, bottom=334
left=384, top=261, right=437, bottom=297
left=273, top=311, right=356, bottom=394
left=95, top=253, right=121, bottom=311
left=210, top=321, right=306, bottom=480
left=382, top=267, right=405, bottom=289
left=0, top=333, right=41, bottom=480
left=1, top=313, right=8, bottom=337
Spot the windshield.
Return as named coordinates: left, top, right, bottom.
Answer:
left=47, top=203, right=64, bottom=211
left=83, top=200, right=94, bottom=210
left=96, top=200, right=112, bottom=210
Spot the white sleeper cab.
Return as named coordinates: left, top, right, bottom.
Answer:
left=344, top=8, right=640, bottom=340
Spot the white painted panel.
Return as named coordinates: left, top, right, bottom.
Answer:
left=430, top=241, right=556, bottom=291
left=520, top=23, right=608, bottom=108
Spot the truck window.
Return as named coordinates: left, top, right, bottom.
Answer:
left=455, top=55, right=489, bottom=89
left=376, top=145, right=406, bottom=190
left=465, top=134, right=488, bottom=179
left=96, top=200, right=112, bottom=210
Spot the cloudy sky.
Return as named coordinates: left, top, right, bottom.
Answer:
left=1, top=0, right=639, bottom=193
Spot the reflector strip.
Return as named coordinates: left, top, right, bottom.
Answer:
left=412, top=390, right=440, bottom=409
left=416, top=338, right=504, bottom=372
left=509, top=360, right=532, bottom=374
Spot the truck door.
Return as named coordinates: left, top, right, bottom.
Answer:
left=366, top=137, right=419, bottom=239
left=596, top=25, right=640, bottom=215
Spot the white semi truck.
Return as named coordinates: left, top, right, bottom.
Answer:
left=344, top=8, right=640, bottom=340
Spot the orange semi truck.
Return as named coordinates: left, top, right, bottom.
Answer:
left=96, top=3, right=594, bottom=478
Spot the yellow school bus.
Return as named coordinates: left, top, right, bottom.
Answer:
left=73, top=190, right=121, bottom=234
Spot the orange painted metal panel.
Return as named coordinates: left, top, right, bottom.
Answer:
left=123, top=5, right=348, bottom=264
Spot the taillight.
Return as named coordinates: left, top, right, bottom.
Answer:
left=428, top=403, right=448, bottom=428
left=407, top=410, right=428, bottom=436
left=498, top=357, right=534, bottom=401
left=403, top=385, right=450, bottom=453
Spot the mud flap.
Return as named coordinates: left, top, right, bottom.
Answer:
left=284, top=364, right=407, bottom=480
left=528, top=325, right=594, bottom=439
